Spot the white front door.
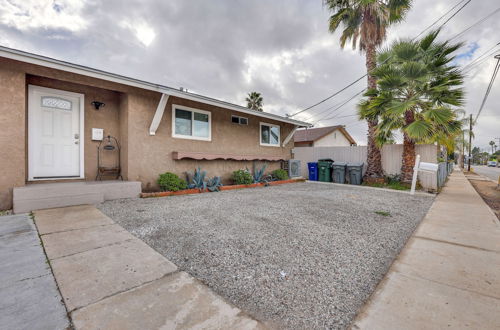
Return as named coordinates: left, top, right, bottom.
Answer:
left=28, top=85, right=84, bottom=180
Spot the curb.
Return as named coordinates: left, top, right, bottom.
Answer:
left=141, top=178, right=306, bottom=198
left=306, top=180, right=435, bottom=196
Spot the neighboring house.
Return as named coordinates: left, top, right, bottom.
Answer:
left=0, top=46, right=310, bottom=210
left=294, top=125, right=356, bottom=147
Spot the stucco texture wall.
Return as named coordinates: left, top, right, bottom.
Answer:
left=27, top=76, right=122, bottom=181
left=0, top=66, right=25, bottom=209
left=123, top=94, right=295, bottom=190
left=314, top=130, right=352, bottom=147
left=0, top=57, right=296, bottom=207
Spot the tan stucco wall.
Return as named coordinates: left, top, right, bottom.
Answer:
left=123, top=93, right=295, bottom=190
left=27, top=76, right=122, bottom=181
left=0, top=66, right=25, bottom=209
left=0, top=57, right=296, bottom=207
left=314, top=129, right=352, bottom=147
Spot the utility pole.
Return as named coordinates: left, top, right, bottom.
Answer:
left=468, top=114, right=472, bottom=172
left=461, top=131, right=465, bottom=168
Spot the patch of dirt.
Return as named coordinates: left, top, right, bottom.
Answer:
left=468, top=178, right=500, bottom=220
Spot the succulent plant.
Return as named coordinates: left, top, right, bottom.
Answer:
left=187, top=167, right=207, bottom=191
left=206, top=176, right=222, bottom=192
left=253, top=163, right=268, bottom=183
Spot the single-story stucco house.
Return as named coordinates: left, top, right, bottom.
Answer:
left=0, top=46, right=310, bottom=211
left=294, top=125, right=356, bottom=147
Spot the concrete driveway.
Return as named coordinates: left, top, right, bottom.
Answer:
left=99, top=182, right=435, bottom=329
left=33, top=205, right=261, bottom=330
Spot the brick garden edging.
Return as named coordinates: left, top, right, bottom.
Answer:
left=140, top=178, right=306, bottom=198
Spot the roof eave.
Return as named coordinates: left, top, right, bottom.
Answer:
left=0, top=46, right=311, bottom=128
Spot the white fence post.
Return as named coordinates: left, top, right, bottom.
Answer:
left=410, top=154, right=421, bottom=195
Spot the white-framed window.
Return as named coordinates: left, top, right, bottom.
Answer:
left=260, top=122, right=280, bottom=147
left=231, top=115, right=248, bottom=125
left=172, top=104, right=211, bottom=141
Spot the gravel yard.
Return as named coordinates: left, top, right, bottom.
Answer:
left=99, top=182, right=434, bottom=329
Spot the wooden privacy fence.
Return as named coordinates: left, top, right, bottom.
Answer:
left=292, top=144, right=439, bottom=191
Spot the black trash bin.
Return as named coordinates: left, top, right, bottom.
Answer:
left=347, top=163, right=364, bottom=185
left=332, top=162, right=347, bottom=183
left=318, top=158, right=334, bottom=182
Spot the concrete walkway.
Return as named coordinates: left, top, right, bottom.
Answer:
left=352, top=170, right=500, bottom=329
left=34, top=205, right=263, bottom=330
left=0, top=214, right=69, bottom=330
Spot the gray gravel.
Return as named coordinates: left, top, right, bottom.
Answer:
left=98, top=182, right=434, bottom=329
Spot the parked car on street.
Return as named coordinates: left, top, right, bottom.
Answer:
left=487, top=160, right=498, bottom=167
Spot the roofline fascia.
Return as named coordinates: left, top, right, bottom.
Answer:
left=0, top=46, right=312, bottom=128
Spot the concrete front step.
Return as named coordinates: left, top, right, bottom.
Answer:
left=13, top=181, right=141, bottom=214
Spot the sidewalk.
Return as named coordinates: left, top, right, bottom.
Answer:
left=0, top=214, right=69, bottom=330
left=34, top=205, right=263, bottom=330
left=352, top=170, right=500, bottom=329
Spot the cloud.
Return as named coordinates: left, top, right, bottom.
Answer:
left=0, top=0, right=498, bottom=150
left=120, top=20, right=156, bottom=47
left=0, top=0, right=88, bottom=32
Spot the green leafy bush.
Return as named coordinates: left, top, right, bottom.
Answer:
left=272, top=169, right=289, bottom=181
left=157, top=172, right=187, bottom=192
left=232, top=169, right=253, bottom=185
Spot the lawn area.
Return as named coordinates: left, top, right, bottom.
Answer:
left=362, top=181, right=411, bottom=191
left=99, top=182, right=434, bottom=329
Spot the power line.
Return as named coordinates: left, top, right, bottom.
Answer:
left=315, top=1, right=500, bottom=126
left=414, top=0, right=470, bottom=39
left=474, top=55, right=500, bottom=123
left=462, top=42, right=500, bottom=72
left=300, top=91, right=363, bottom=122
left=463, top=52, right=499, bottom=75
left=288, top=0, right=473, bottom=118
left=311, top=89, right=366, bottom=124
left=450, top=7, right=500, bottom=41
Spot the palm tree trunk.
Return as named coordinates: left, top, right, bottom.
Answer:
left=364, top=44, right=384, bottom=181
left=401, top=110, right=416, bottom=182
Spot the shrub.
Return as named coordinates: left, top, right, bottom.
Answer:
left=157, top=172, right=187, bottom=192
left=272, top=169, right=289, bottom=181
left=232, top=169, right=253, bottom=185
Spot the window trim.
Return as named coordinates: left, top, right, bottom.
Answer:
left=172, top=104, right=212, bottom=141
left=259, top=122, right=281, bottom=147
left=231, top=115, right=248, bottom=125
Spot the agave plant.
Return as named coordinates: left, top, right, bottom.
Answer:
left=206, top=176, right=222, bottom=192
left=186, top=167, right=207, bottom=191
left=252, top=163, right=268, bottom=183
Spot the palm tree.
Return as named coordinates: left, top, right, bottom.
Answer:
left=359, top=30, right=465, bottom=182
left=246, top=92, right=264, bottom=111
left=489, top=140, right=495, bottom=154
left=324, top=0, right=412, bottom=181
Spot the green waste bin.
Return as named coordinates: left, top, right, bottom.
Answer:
left=347, top=163, right=364, bottom=185
left=318, top=158, right=333, bottom=182
left=332, top=162, right=347, bottom=183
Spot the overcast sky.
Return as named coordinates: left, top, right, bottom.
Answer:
left=0, top=0, right=498, bottom=151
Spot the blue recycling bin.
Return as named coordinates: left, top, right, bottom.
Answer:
left=307, top=162, right=319, bottom=181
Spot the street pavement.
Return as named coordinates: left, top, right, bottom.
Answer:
left=473, top=165, right=500, bottom=182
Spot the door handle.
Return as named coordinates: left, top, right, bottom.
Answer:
left=74, top=133, right=80, bottom=139
left=75, top=141, right=79, bottom=144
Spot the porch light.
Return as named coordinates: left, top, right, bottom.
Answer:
left=91, top=101, right=105, bottom=110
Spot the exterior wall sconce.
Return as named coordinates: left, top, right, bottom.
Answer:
left=91, top=101, right=106, bottom=110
